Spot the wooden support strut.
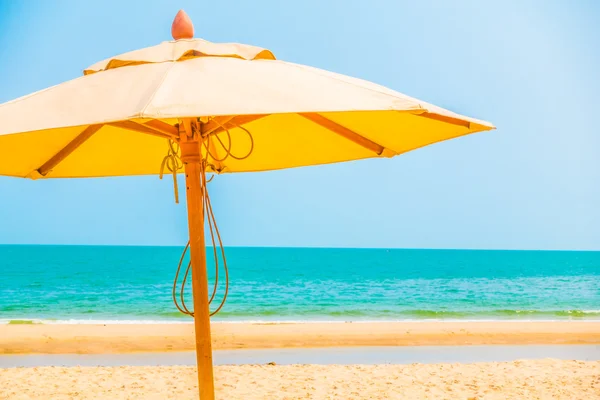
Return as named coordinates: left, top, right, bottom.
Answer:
left=108, top=120, right=179, bottom=140
left=179, top=120, right=215, bottom=400
left=299, top=113, right=385, bottom=155
left=37, top=124, right=103, bottom=177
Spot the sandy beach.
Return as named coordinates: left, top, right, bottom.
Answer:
left=1, top=321, right=598, bottom=354
left=1, top=360, right=598, bottom=399
left=1, top=322, right=599, bottom=398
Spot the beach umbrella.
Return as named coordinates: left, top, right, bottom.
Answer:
left=0, top=10, right=494, bottom=399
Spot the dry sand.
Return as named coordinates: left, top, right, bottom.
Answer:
left=1, top=360, right=599, bottom=399
left=1, top=321, right=599, bottom=354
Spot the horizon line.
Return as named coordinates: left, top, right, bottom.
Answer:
left=0, top=243, right=598, bottom=252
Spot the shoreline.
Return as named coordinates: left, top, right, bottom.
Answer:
left=3, top=318, right=600, bottom=324
left=1, top=321, right=598, bottom=355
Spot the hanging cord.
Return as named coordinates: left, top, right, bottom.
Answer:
left=200, top=118, right=254, bottom=165
left=172, top=117, right=254, bottom=317
left=159, top=140, right=183, bottom=203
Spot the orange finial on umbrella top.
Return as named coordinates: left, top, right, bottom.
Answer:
left=171, top=10, right=194, bottom=40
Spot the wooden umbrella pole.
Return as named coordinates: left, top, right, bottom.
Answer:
left=180, top=121, right=215, bottom=400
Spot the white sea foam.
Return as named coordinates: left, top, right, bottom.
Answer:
left=2, top=318, right=600, bottom=325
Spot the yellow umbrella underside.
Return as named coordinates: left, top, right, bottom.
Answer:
left=0, top=38, right=494, bottom=179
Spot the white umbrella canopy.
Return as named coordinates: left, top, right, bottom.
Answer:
left=0, top=39, right=492, bottom=179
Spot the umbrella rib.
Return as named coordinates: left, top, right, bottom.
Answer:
left=298, top=113, right=385, bottom=155
left=419, top=112, right=471, bottom=128
left=202, top=116, right=235, bottom=136
left=108, top=120, right=179, bottom=140
left=143, top=120, right=180, bottom=138
left=37, top=124, right=104, bottom=177
left=203, top=114, right=267, bottom=136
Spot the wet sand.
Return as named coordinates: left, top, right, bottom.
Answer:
left=1, top=321, right=599, bottom=354
left=1, top=345, right=599, bottom=368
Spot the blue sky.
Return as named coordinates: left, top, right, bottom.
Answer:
left=0, top=0, right=598, bottom=250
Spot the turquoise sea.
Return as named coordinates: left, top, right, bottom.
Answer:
left=0, top=246, right=598, bottom=323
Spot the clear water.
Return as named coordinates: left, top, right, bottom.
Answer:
left=0, top=246, right=598, bottom=323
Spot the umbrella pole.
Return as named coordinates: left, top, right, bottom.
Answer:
left=181, top=126, right=215, bottom=400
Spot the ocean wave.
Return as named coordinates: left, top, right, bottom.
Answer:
left=2, top=309, right=600, bottom=324
left=2, top=318, right=600, bottom=325
left=0, top=319, right=192, bottom=325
